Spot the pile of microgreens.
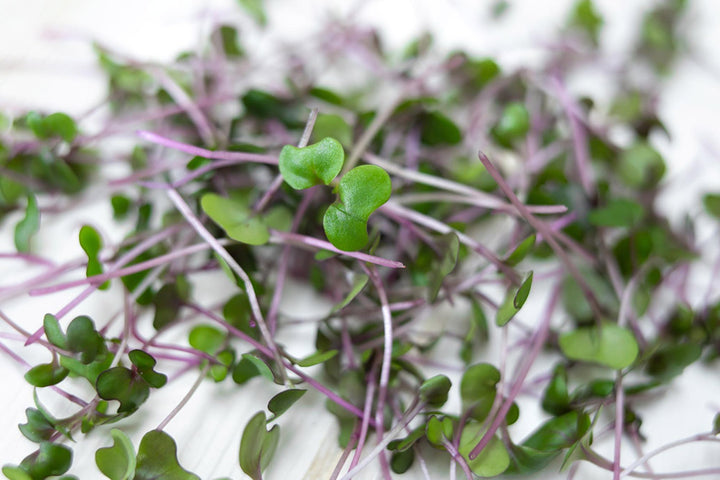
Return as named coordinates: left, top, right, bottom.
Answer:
left=1, top=0, right=719, bottom=479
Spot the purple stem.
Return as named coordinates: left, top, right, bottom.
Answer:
left=137, top=130, right=278, bottom=164
left=469, top=282, right=561, bottom=459
left=268, top=230, right=405, bottom=269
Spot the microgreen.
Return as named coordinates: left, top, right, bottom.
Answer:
left=0, top=1, right=714, bottom=479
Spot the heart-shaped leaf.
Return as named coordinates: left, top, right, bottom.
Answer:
left=135, top=430, right=199, bottom=480
left=201, top=193, right=269, bottom=245
left=559, top=323, right=639, bottom=369
left=95, top=367, right=150, bottom=413
left=323, top=165, right=391, bottom=251
left=129, top=350, right=167, bottom=388
left=24, top=363, right=69, bottom=388
left=458, top=422, right=510, bottom=477
left=278, top=137, right=344, bottom=190
left=95, top=429, right=136, bottom=480
left=239, top=412, right=280, bottom=480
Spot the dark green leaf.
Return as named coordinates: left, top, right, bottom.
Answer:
left=135, top=430, right=199, bottom=480
left=523, top=411, right=591, bottom=451
left=514, top=271, right=533, bottom=309
left=240, top=353, right=274, bottom=382
left=239, top=412, right=279, bottom=480
left=110, top=195, right=131, bottom=220
left=703, top=193, right=720, bottom=219
left=95, top=367, right=149, bottom=413
left=420, top=111, right=462, bottom=146
left=18, top=442, right=73, bottom=480
left=267, top=389, right=306, bottom=419
left=66, top=315, right=105, bottom=364
left=95, top=429, right=136, bottom=480
left=216, top=25, right=243, bottom=57
left=645, top=343, right=702, bottom=381
left=24, top=363, right=69, bottom=388
left=541, top=364, right=571, bottom=415
left=42, top=113, right=78, bottom=143
left=419, top=374, right=451, bottom=407
left=19, top=409, right=56, bottom=443
left=390, top=449, right=414, bottom=474
left=129, top=350, right=167, bottom=388
left=152, top=282, right=185, bottom=330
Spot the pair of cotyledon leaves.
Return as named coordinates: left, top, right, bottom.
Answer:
left=280, top=137, right=391, bottom=251
left=202, top=137, right=391, bottom=251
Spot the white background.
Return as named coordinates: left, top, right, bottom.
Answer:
left=2, top=0, right=720, bottom=479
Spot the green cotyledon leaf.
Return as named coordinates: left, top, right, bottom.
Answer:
left=323, top=165, right=391, bottom=251
left=278, top=137, right=344, bottom=190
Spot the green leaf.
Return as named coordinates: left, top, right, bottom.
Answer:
left=419, top=374, right=451, bottom=408
left=645, top=343, right=702, bottom=381
left=80, top=225, right=109, bottom=290
left=24, top=363, right=69, bottom=388
left=425, top=416, right=446, bottom=446
left=60, top=350, right=113, bottom=384
left=618, top=142, right=666, bottom=188
left=460, top=363, right=500, bottom=421
left=311, top=114, right=353, bottom=148
left=505, top=234, right=535, bottom=266
left=458, top=422, right=510, bottom=477
left=15, top=194, right=39, bottom=253
left=188, top=325, right=226, bottom=355
left=17, top=442, right=73, bottom=480
left=541, top=364, right=571, bottom=415
left=296, top=349, right=338, bottom=367
left=110, top=195, right=132, bottom=220
left=42, top=113, right=78, bottom=143
left=1, top=466, right=32, bottom=480
left=215, top=25, right=243, bottom=57
left=43, top=313, right=68, bottom=349
left=240, top=353, right=274, bottom=382
left=135, top=430, right=199, bottom=480
left=496, top=272, right=533, bottom=326
left=239, top=412, right=279, bottom=480
left=323, top=165, right=392, bottom=251
left=66, top=315, right=105, bottom=364
left=331, top=275, right=369, bottom=312
left=514, top=271, right=533, bottom=309
left=420, top=111, right=462, bottom=146
left=428, top=233, right=459, bottom=302
left=236, top=0, right=267, bottom=26
left=523, top=411, right=591, bottom=451
left=223, top=292, right=257, bottom=339
left=129, top=350, right=167, bottom=388
left=95, top=367, right=150, bottom=413
left=201, top=193, right=269, bottom=245
left=278, top=137, right=344, bottom=190
left=588, top=198, right=645, bottom=228
left=559, top=324, right=639, bottom=369
left=390, top=449, right=414, bottom=474
left=152, top=282, right=187, bottom=330
left=703, top=193, right=720, bottom=219
left=19, top=408, right=56, bottom=443
left=267, top=389, right=306, bottom=419
left=95, top=429, right=136, bottom=480
left=568, top=0, right=603, bottom=44
left=388, top=427, right=425, bottom=452
left=491, top=102, right=530, bottom=148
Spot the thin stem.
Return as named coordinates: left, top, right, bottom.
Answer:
left=268, top=230, right=405, bottom=269
left=157, top=363, right=210, bottom=431
left=137, top=130, right=278, bottom=164
left=477, top=151, right=604, bottom=322
left=166, top=187, right=290, bottom=385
